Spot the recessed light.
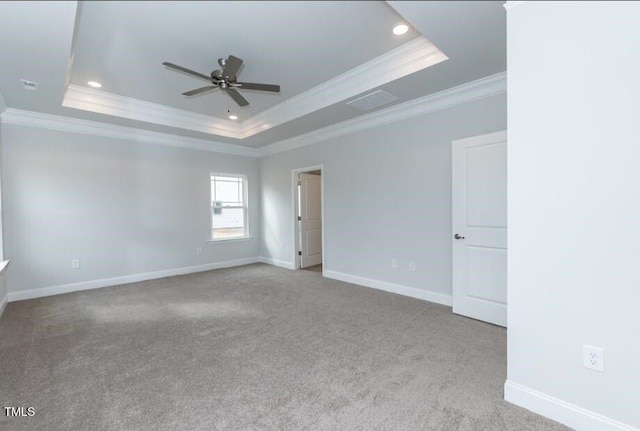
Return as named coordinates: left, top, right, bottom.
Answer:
left=229, top=115, right=238, bottom=120
left=393, top=24, right=409, bottom=36
left=87, top=81, right=102, bottom=88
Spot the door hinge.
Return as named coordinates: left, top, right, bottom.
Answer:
left=297, top=216, right=302, bottom=221
left=297, top=181, right=301, bottom=186
left=298, top=251, right=302, bottom=256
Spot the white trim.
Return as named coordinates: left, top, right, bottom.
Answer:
left=7, top=257, right=260, bottom=302
left=0, top=71, right=505, bottom=160
left=0, top=108, right=259, bottom=157
left=210, top=173, right=249, bottom=241
left=0, top=260, right=8, bottom=317
left=504, top=380, right=639, bottom=431
left=60, top=37, right=445, bottom=140
left=292, top=165, right=325, bottom=271
left=503, top=1, right=528, bottom=11
left=259, top=71, right=507, bottom=157
left=63, top=84, right=243, bottom=139
left=207, top=237, right=252, bottom=243
left=323, top=269, right=453, bottom=307
left=453, top=130, right=508, bottom=148
left=242, top=37, right=447, bottom=138
left=259, top=256, right=296, bottom=270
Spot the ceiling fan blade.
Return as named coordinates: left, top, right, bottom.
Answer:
left=182, top=86, right=217, bottom=96
left=222, top=55, right=243, bottom=80
left=162, top=62, right=211, bottom=82
left=225, top=88, right=249, bottom=107
left=235, top=82, right=280, bottom=92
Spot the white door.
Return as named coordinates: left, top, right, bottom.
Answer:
left=299, top=172, right=322, bottom=268
left=452, top=131, right=507, bottom=327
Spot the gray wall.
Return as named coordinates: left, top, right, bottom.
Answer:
left=2, top=124, right=260, bottom=294
left=506, top=2, right=639, bottom=428
left=0, top=120, right=6, bottom=308
left=0, top=119, right=3, bottom=260
left=260, top=94, right=506, bottom=298
left=1, top=93, right=506, bottom=303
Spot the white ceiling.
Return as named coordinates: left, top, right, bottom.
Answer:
left=71, top=1, right=420, bottom=118
left=0, top=1, right=506, bottom=149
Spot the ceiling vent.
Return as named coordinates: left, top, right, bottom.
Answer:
left=346, top=90, right=398, bottom=111
left=20, top=79, right=38, bottom=91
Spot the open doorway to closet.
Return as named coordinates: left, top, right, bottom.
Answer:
left=293, top=166, right=323, bottom=272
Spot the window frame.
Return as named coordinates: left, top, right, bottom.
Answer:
left=209, top=173, right=250, bottom=242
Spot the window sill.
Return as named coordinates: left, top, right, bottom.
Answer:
left=207, top=236, right=253, bottom=243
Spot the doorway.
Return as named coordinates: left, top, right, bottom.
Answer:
left=451, top=131, right=507, bottom=327
left=293, top=166, right=323, bottom=271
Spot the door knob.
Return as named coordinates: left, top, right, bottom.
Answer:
left=454, top=233, right=465, bottom=240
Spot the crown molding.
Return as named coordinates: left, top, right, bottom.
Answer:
left=504, top=1, right=528, bottom=11
left=63, top=85, right=244, bottom=139
left=0, top=108, right=259, bottom=157
left=241, top=36, right=447, bottom=138
left=61, top=37, right=446, bottom=141
left=258, top=71, right=507, bottom=157
left=1, top=71, right=505, bottom=160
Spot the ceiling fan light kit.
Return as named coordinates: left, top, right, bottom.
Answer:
left=162, top=55, right=281, bottom=109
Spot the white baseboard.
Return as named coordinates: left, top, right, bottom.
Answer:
left=323, top=269, right=452, bottom=307
left=259, top=256, right=296, bottom=270
left=212, top=257, right=260, bottom=270
left=505, top=380, right=638, bottom=431
left=0, top=260, right=8, bottom=317
left=0, top=293, right=7, bottom=317
left=7, top=257, right=260, bottom=302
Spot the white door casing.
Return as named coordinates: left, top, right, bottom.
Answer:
left=299, top=172, right=322, bottom=268
left=452, top=130, right=507, bottom=327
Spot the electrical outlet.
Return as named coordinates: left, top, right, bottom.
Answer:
left=71, top=259, right=80, bottom=269
left=391, top=259, right=398, bottom=269
left=196, top=247, right=202, bottom=255
left=583, top=345, right=604, bottom=372
left=409, top=260, right=416, bottom=271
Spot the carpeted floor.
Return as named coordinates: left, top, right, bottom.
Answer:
left=0, top=263, right=569, bottom=431
left=303, top=264, right=322, bottom=273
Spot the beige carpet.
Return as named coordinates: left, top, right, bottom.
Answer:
left=302, top=264, right=322, bottom=273
left=0, top=263, right=569, bottom=430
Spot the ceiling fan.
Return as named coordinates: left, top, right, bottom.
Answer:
left=162, top=55, right=280, bottom=107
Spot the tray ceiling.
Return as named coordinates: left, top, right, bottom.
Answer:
left=0, top=1, right=506, bottom=149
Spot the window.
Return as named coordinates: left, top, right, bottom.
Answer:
left=210, top=174, right=248, bottom=240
